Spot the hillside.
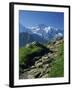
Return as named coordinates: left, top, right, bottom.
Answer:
left=47, top=39, right=64, bottom=77
left=19, top=39, right=64, bottom=79
left=19, top=32, right=47, bottom=47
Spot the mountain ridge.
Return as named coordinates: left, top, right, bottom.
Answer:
left=19, top=24, right=64, bottom=47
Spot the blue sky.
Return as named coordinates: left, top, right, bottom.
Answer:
left=19, top=10, right=64, bottom=29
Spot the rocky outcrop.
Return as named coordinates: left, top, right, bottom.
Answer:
left=19, top=52, right=53, bottom=79
left=19, top=39, right=64, bottom=79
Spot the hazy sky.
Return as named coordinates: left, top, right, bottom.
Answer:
left=19, top=10, right=64, bottom=29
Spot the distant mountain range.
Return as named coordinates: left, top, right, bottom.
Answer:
left=19, top=24, right=64, bottom=47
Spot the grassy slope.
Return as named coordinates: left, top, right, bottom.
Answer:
left=19, top=44, right=45, bottom=65
left=48, top=41, right=64, bottom=77
left=19, top=40, right=64, bottom=77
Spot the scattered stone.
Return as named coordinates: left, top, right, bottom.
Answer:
left=31, top=65, right=36, bottom=69
left=28, top=68, right=38, bottom=74
left=42, top=56, right=48, bottom=60
left=35, top=59, right=42, bottom=64
left=46, top=68, right=51, bottom=73
left=26, top=44, right=30, bottom=47
left=34, top=72, right=41, bottom=78
left=54, top=54, right=57, bottom=57
left=42, top=64, right=49, bottom=73
left=41, top=74, right=48, bottom=78
left=44, top=64, right=49, bottom=69
left=27, top=75, right=34, bottom=79
left=35, top=62, right=43, bottom=68
left=42, top=59, right=48, bottom=64
left=48, top=53, right=53, bottom=57
left=19, top=39, right=64, bottom=79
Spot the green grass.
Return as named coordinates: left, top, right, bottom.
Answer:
left=19, top=44, right=44, bottom=65
left=19, top=40, right=64, bottom=77
left=49, top=42, right=64, bottom=77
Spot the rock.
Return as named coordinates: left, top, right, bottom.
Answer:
left=34, top=72, right=41, bottom=78
left=35, top=62, right=43, bottom=68
left=31, top=65, right=36, bottom=69
left=42, top=64, right=49, bottom=74
left=35, top=59, right=42, bottom=64
left=38, top=58, right=42, bottom=61
left=32, top=41, right=37, bottom=45
left=27, top=75, right=34, bottom=79
left=46, top=68, right=51, bottom=73
left=26, top=44, right=30, bottom=47
left=43, top=64, right=49, bottom=69
left=41, top=74, right=48, bottom=78
left=54, top=54, right=57, bottom=57
left=48, top=53, right=53, bottom=57
left=52, top=41, right=56, bottom=44
left=42, top=59, right=48, bottom=64
left=28, top=68, right=38, bottom=74
left=42, top=56, right=48, bottom=60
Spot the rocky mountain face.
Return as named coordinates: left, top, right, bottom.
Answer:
left=19, top=24, right=64, bottom=47
left=19, top=32, right=47, bottom=47
left=19, top=39, right=64, bottom=79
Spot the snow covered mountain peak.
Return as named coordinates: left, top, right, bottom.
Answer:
left=20, top=24, right=64, bottom=41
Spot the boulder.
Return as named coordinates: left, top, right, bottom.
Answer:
left=31, top=65, right=36, bottom=69
left=35, top=59, right=42, bottom=64
left=42, top=59, right=48, bottom=64
left=35, top=62, right=43, bottom=68
left=34, top=72, right=41, bottom=78
left=42, top=56, right=48, bottom=60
